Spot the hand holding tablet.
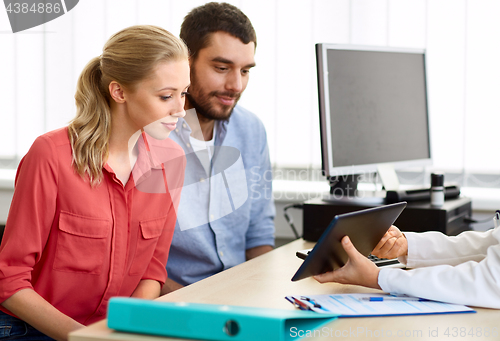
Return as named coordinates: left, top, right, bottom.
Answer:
left=291, top=202, right=407, bottom=282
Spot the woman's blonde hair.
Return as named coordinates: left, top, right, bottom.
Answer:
left=68, top=25, right=188, bottom=186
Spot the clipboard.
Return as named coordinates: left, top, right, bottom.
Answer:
left=285, top=293, right=475, bottom=317
left=107, top=297, right=338, bottom=341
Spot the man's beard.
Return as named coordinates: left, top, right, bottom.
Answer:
left=187, top=90, right=240, bottom=121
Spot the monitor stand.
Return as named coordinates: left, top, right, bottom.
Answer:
left=323, top=165, right=402, bottom=205
left=323, top=173, right=385, bottom=205
left=376, top=164, right=400, bottom=191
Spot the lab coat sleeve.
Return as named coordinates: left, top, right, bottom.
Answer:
left=399, top=228, right=498, bottom=268
left=378, top=227, right=500, bottom=308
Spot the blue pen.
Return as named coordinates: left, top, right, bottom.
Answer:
left=300, top=296, right=322, bottom=308
left=359, top=296, right=426, bottom=302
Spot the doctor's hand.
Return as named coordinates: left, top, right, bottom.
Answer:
left=371, top=225, right=408, bottom=259
left=313, top=236, right=381, bottom=289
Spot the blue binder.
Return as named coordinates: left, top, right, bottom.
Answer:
left=107, top=297, right=338, bottom=341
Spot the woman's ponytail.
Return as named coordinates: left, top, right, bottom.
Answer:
left=68, top=57, right=111, bottom=186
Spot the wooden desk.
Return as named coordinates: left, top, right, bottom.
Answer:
left=70, top=239, right=500, bottom=341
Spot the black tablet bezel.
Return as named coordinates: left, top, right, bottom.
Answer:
left=291, top=201, right=407, bottom=281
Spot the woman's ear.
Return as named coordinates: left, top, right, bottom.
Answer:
left=109, top=81, right=126, bottom=103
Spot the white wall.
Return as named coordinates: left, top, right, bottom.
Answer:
left=1, top=0, right=500, bottom=177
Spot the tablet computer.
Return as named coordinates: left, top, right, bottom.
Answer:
left=291, top=202, right=407, bottom=281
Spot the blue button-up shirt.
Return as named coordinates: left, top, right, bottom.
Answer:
left=166, top=105, right=275, bottom=285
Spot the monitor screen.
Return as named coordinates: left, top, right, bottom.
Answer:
left=317, top=44, right=431, bottom=183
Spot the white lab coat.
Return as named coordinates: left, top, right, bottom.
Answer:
left=378, top=227, right=500, bottom=308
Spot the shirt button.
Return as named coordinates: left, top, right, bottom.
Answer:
left=219, top=251, right=224, bottom=257
left=210, top=214, right=215, bottom=221
left=200, top=178, right=205, bottom=182
left=186, top=143, right=191, bottom=148
left=175, top=128, right=179, bottom=133
left=183, top=123, right=187, bottom=128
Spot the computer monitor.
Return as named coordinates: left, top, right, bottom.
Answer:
left=316, top=44, right=431, bottom=196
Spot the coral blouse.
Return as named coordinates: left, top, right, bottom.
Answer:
left=0, top=127, right=185, bottom=325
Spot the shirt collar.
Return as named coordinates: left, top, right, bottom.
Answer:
left=177, top=109, right=231, bottom=147
left=131, top=133, right=165, bottom=187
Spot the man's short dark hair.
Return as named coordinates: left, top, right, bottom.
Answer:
left=180, top=2, right=257, bottom=60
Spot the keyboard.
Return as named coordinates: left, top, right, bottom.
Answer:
left=367, top=254, right=403, bottom=267
left=296, top=249, right=404, bottom=268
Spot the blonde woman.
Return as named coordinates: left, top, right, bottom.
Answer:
left=0, top=25, right=189, bottom=340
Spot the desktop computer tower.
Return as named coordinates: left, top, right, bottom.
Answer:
left=302, top=197, right=472, bottom=242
